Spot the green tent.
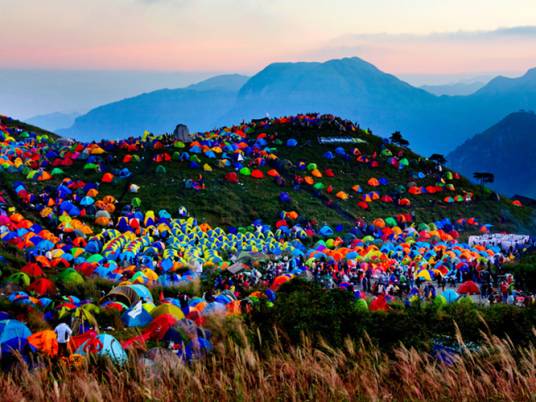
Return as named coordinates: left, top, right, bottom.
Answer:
left=26, top=170, right=38, bottom=180
left=307, top=163, right=317, bottom=171
left=418, top=223, right=430, bottom=232
left=7, top=272, right=31, bottom=287
left=131, top=197, right=142, bottom=208
left=84, top=163, right=99, bottom=171
left=86, top=254, right=104, bottom=263
left=385, top=217, right=397, bottom=227
left=355, top=298, right=368, bottom=312
left=51, top=167, right=65, bottom=176
left=155, top=165, right=167, bottom=174
left=239, top=167, right=251, bottom=176
left=58, top=268, right=84, bottom=287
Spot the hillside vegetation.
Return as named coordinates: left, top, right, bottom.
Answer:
left=3, top=113, right=534, bottom=235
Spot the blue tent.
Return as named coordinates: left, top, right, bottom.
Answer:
left=121, top=308, right=152, bottom=328
left=129, top=285, right=154, bottom=303
left=286, top=138, right=297, bottom=147
left=319, top=225, right=334, bottom=237
left=443, top=289, right=459, bottom=304
left=0, top=319, right=31, bottom=354
left=184, top=337, right=213, bottom=361
left=76, top=334, right=127, bottom=365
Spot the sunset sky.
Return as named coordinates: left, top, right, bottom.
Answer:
left=2, top=0, right=536, bottom=118
left=2, top=0, right=536, bottom=74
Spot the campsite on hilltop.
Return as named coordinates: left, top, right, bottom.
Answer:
left=0, top=112, right=534, bottom=400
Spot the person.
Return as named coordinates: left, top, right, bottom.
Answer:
left=55, top=321, right=72, bottom=357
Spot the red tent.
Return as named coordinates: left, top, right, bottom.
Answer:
left=357, top=201, right=369, bottom=210
left=101, top=173, right=114, bottom=183
left=70, top=330, right=98, bottom=351
left=271, top=275, right=291, bottom=291
left=381, top=195, right=393, bottom=203
left=369, top=295, right=389, bottom=312
left=28, top=278, right=56, bottom=296
left=251, top=169, right=264, bottom=179
left=458, top=280, right=480, bottom=295
left=122, top=314, right=178, bottom=349
left=224, top=172, right=239, bottom=184
left=21, top=263, right=44, bottom=277
left=399, top=198, right=411, bottom=206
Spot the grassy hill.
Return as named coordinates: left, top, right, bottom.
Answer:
left=0, top=114, right=59, bottom=140
left=2, top=113, right=535, bottom=236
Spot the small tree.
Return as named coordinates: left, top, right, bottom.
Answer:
left=473, top=172, right=495, bottom=190
left=429, top=153, right=447, bottom=165
left=390, top=131, right=409, bottom=147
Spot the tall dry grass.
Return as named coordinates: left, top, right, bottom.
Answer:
left=1, top=326, right=535, bottom=402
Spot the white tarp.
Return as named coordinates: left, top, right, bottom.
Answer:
left=468, top=233, right=531, bottom=251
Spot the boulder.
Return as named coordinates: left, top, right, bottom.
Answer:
left=173, top=124, right=193, bottom=143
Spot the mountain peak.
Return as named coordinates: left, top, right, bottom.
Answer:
left=448, top=110, right=536, bottom=197
left=476, top=66, right=536, bottom=94
left=524, top=67, right=536, bottom=78
left=186, top=74, right=249, bottom=92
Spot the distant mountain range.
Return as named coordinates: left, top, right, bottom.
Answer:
left=59, top=75, right=248, bottom=141
left=448, top=111, right=536, bottom=197
left=420, top=81, right=485, bottom=96
left=27, top=112, right=79, bottom=132
left=60, top=58, right=536, bottom=155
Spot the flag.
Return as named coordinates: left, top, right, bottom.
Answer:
left=128, top=301, right=142, bottom=318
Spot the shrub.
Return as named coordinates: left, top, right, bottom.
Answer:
left=250, top=278, right=536, bottom=351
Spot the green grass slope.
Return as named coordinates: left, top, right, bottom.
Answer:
left=2, top=114, right=535, bottom=235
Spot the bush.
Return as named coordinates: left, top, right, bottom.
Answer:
left=96, top=307, right=124, bottom=331
left=250, top=278, right=536, bottom=351
left=505, top=254, right=536, bottom=291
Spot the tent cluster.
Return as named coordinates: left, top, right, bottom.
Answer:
left=0, top=114, right=528, bottom=368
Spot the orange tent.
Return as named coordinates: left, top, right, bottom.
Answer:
left=304, top=176, right=314, bottom=185
left=367, top=178, right=380, bottom=187
left=38, top=171, right=52, bottom=181
left=286, top=211, right=299, bottom=220
left=95, top=216, right=111, bottom=226
left=311, top=169, right=322, bottom=178
left=28, top=330, right=58, bottom=357
left=336, top=191, right=349, bottom=200
left=86, top=188, right=99, bottom=197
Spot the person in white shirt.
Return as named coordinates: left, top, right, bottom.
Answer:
left=54, top=322, right=72, bottom=357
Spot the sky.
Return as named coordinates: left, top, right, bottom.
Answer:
left=1, top=0, right=536, bottom=118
